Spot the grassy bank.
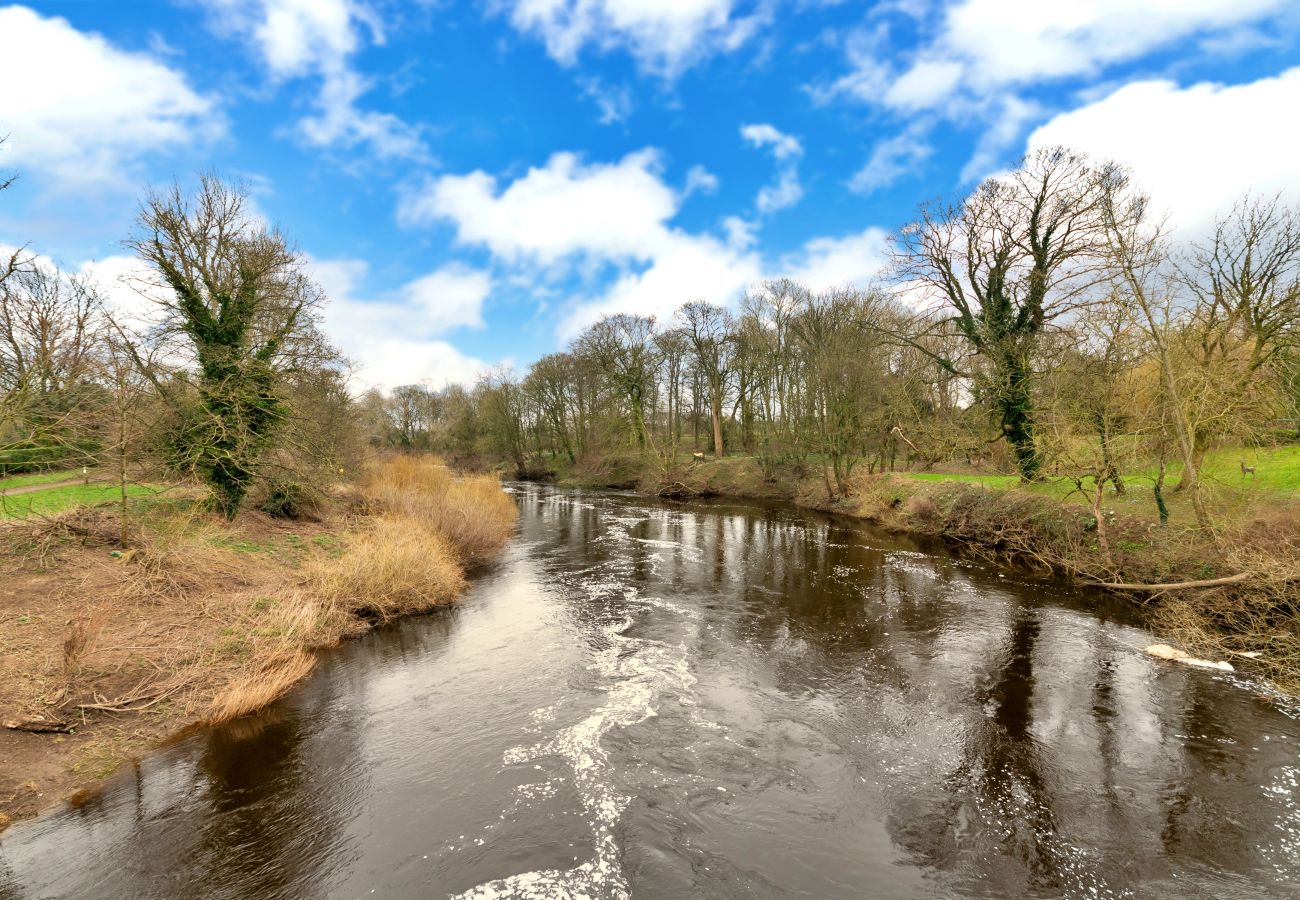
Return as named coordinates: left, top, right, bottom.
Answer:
left=0, top=457, right=516, bottom=829
left=547, top=447, right=1300, bottom=693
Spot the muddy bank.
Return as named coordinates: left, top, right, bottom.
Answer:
left=0, top=459, right=515, bottom=830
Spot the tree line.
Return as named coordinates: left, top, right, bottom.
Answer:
left=366, top=149, right=1300, bottom=528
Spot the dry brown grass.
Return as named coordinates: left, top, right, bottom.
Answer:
left=208, top=649, right=317, bottom=724
left=118, top=512, right=249, bottom=603
left=361, top=456, right=517, bottom=568
left=305, top=518, right=466, bottom=621
left=2, top=455, right=517, bottom=825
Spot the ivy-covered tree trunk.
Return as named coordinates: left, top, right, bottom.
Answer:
left=164, top=268, right=287, bottom=520
left=1000, top=356, right=1041, bottom=482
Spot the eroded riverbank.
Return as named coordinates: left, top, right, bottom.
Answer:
left=2, top=485, right=1298, bottom=898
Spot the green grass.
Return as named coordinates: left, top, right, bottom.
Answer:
left=905, top=472, right=1020, bottom=487
left=0, top=483, right=155, bottom=519
left=893, top=444, right=1299, bottom=530
left=1180, top=444, right=1300, bottom=494
left=0, top=469, right=91, bottom=491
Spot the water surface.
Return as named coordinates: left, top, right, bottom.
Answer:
left=2, top=485, right=1298, bottom=899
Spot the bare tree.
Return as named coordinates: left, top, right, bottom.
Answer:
left=1098, top=176, right=1213, bottom=528
left=0, top=262, right=104, bottom=472
left=676, top=301, right=733, bottom=458
left=896, top=148, right=1120, bottom=480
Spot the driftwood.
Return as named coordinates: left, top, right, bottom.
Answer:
left=1145, top=643, right=1234, bottom=672
left=1094, top=572, right=1253, bottom=592
left=4, top=715, right=74, bottom=734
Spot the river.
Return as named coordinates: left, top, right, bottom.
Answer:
left=2, top=484, right=1298, bottom=899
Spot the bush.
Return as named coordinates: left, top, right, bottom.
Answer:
left=257, top=479, right=326, bottom=520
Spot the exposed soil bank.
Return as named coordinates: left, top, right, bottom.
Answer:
left=0, top=459, right=515, bottom=830
left=544, top=454, right=1300, bottom=693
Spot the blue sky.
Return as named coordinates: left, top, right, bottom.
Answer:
left=2, top=1, right=1299, bottom=388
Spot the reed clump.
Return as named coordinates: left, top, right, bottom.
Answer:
left=303, top=517, right=466, bottom=621
left=358, top=455, right=518, bottom=568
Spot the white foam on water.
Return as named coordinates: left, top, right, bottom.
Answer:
left=452, top=584, right=697, bottom=899
left=1264, top=763, right=1300, bottom=878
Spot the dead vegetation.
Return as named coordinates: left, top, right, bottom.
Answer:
left=0, top=455, right=517, bottom=824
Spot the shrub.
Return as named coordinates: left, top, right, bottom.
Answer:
left=306, top=517, right=465, bottom=621
left=256, top=479, right=326, bottom=520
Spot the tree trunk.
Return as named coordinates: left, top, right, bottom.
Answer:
left=1001, top=358, right=1041, bottom=481
left=710, top=390, right=724, bottom=459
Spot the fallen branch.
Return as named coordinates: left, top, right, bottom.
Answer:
left=1094, top=572, right=1253, bottom=591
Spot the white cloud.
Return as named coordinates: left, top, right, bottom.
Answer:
left=313, top=257, right=497, bottom=388
left=399, top=150, right=679, bottom=265
left=740, top=123, right=803, bottom=160
left=560, top=232, right=761, bottom=336
left=937, top=0, right=1288, bottom=93
left=850, top=125, right=932, bottom=193
left=78, top=254, right=171, bottom=326
left=399, top=145, right=761, bottom=337
left=684, top=164, right=720, bottom=197
left=1026, top=68, right=1300, bottom=234
left=778, top=227, right=891, bottom=292
left=0, top=6, right=219, bottom=186
left=201, top=0, right=423, bottom=159
left=882, top=59, right=963, bottom=109
left=741, top=123, right=804, bottom=213
left=399, top=145, right=894, bottom=346
left=825, top=0, right=1295, bottom=183
left=578, top=76, right=635, bottom=124
left=400, top=264, right=493, bottom=332
left=849, top=0, right=1293, bottom=114
left=498, top=0, right=766, bottom=78
left=958, top=94, right=1040, bottom=184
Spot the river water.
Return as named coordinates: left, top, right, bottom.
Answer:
left=2, top=484, right=1298, bottom=899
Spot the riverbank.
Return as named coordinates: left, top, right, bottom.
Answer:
left=542, top=451, right=1300, bottom=692
left=0, top=457, right=516, bottom=829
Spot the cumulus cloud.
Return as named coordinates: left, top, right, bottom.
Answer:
left=835, top=0, right=1292, bottom=112
left=399, top=150, right=679, bottom=265
left=741, top=123, right=804, bottom=213
left=560, top=232, right=761, bottom=337
left=0, top=5, right=219, bottom=186
left=933, top=0, right=1288, bottom=93
left=399, top=142, right=900, bottom=344
left=399, top=146, right=761, bottom=336
left=201, top=0, right=424, bottom=160
left=498, top=0, right=767, bottom=78
left=312, top=257, right=498, bottom=388
left=1026, top=68, right=1300, bottom=234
